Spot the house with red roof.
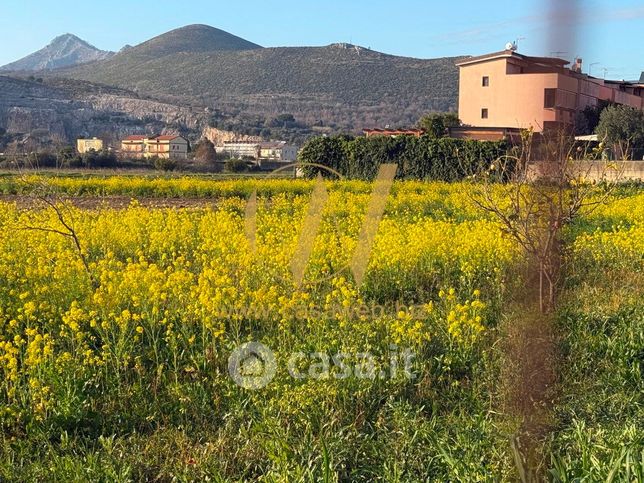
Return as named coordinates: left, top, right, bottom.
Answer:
left=121, top=134, right=189, bottom=160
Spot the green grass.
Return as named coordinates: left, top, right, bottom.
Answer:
left=545, top=207, right=644, bottom=481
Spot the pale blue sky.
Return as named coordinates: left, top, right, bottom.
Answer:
left=0, top=0, right=642, bottom=80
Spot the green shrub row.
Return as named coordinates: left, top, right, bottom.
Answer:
left=298, top=135, right=509, bottom=180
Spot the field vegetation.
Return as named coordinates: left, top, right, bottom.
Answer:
left=0, top=176, right=640, bottom=481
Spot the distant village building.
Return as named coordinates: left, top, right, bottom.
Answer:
left=363, top=128, right=425, bottom=138
left=76, top=137, right=103, bottom=153
left=145, top=135, right=189, bottom=159
left=121, top=135, right=188, bottom=160
left=455, top=47, right=644, bottom=139
left=259, top=142, right=298, bottom=162
left=121, top=135, right=147, bottom=157
left=218, top=142, right=261, bottom=159
left=447, top=126, right=523, bottom=143
left=218, top=141, right=298, bottom=162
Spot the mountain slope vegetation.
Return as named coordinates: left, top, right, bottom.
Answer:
left=117, top=24, right=263, bottom=58
left=60, top=26, right=461, bottom=129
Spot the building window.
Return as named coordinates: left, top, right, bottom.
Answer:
left=481, top=108, right=489, bottom=119
left=544, top=88, right=557, bottom=108
left=482, top=76, right=489, bottom=87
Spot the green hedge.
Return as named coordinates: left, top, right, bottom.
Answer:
left=299, top=135, right=509, bottom=180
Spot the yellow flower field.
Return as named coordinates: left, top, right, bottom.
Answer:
left=0, top=185, right=514, bottom=392
left=0, top=176, right=641, bottom=480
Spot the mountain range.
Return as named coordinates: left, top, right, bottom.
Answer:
left=0, top=25, right=463, bottom=150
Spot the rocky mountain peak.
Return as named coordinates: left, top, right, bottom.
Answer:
left=0, top=34, right=114, bottom=72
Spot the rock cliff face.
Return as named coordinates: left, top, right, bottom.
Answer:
left=0, top=76, right=76, bottom=140
left=0, top=75, right=208, bottom=148
left=202, top=126, right=262, bottom=146
left=0, top=34, right=114, bottom=72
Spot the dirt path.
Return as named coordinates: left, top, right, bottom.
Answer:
left=501, top=268, right=559, bottom=482
left=0, top=195, right=218, bottom=209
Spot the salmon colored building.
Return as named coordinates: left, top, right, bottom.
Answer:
left=121, top=135, right=188, bottom=160
left=144, top=135, right=189, bottom=159
left=456, top=49, right=644, bottom=133
left=121, top=135, right=148, bottom=157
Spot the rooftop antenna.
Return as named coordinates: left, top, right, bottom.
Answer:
left=589, top=62, right=600, bottom=76
left=515, top=36, right=526, bottom=50
left=602, top=67, right=608, bottom=79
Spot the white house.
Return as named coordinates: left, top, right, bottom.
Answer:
left=259, top=142, right=298, bottom=162
left=218, top=141, right=298, bottom=162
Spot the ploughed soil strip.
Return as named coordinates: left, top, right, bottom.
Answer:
left=0, top=195, right=218, bottom=209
